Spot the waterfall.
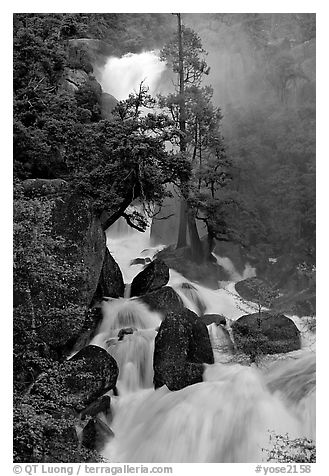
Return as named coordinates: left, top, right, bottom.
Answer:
left=97, top=51, right=166, bottom=100
left=90, top=299, right=161, bottom=395
left=90, top=207, right=315, bottom=462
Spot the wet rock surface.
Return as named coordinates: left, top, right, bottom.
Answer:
left=154, top=309, right=214, bottom=391
left=16, top=180, right=106, bottom=352
left=66, top=345, right=119, bottom=410
left=82, top=418, right=114, bottom=452
left=232, top=312, right=301, bottom=356
left=94, top=248, right=125, bottom=300
left=130, top=259, right=170, bottom=297
left=139, top=286, right=184, bottom=316
left=202, top=314, right=227, bottom=326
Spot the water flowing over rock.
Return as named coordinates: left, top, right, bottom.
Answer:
left=153, top=309, right=214, bottom=391
left=67, top=345, right=119, bottom=410
left=207, top=323, right=234, bottom=352
left=94, top=248, right=125, bottom=300
left=90, top=299, right=161, bottom=394
left=232, top=312, right=301, bottom=356
left=130, top=259, right=170, bottom=297
left=106, top=360, right=314, bottom=463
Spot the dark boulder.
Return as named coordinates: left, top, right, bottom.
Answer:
left=94, top=248, right=124, bottom=300
left=68, top=307, right=103, bottom=357
left=101, top=92, right=118, bottom=119
left=232, top=312, right=301, bottom=356
left=51, top=193, right=106, bottom=308
left=82, top=417, right=114, bottom=452
left=156, top=245, right=230, bottom=288
left=235, top=277, right=277, bottom=306
left=130, top=257, right=152, bottom=266
left=154, top=309, right=214, bottom=391
left=80, top=395, right=112, bottom=421
left=118, top=327, right=137, bottom=340
left=66, top=345, right=119, bottom=410
left=130, top=259, right=169, bottom=297
left=138, top=286, right=184, bottom=316
left=17, top=181, right=106, bottom=352
left=31, top=346, right=116, bottom=410
left=202, top=314, right=227, bottom=326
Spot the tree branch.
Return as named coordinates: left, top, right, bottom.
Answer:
left=122, top=213, right=146, bottom=232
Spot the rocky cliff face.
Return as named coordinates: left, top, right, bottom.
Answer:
left=59, top=39, right=118, bottom=118
left=18, top=179, right=107, bottom=352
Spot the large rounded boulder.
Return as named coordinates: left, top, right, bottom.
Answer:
left=235, top=277, right=278, bottom=306
left=81, top=418, right=114, bottom=452
left=16, top=180, right=107, bottom=352
left=29, top=346, right=118, bottom=418
left=138, top=286, right=184, bottom=316
left=202, top=314, right=227, bottom=326
left=232, top=312, right=301, bottom=356
left=154, top=309, right=214, bottom=391
left=65, top=345, right=119, bottom=410
left=94, top=248, right=125, bottom=300
left=130, top=259, right=170, bottom=297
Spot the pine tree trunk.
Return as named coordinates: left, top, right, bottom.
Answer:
left=206, top=230, right=215, bottom=261
left=176, top=199, right=188, bottom=248
left=187, top=209, right=204, bottom=263
left=175, top=13, right=188, bottom=250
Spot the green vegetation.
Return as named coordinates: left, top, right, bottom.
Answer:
left=160, top=20, right=242, bottom=262
left=13, top=13, right=315, bottom=462
left=265, top=434, right=316, bottom=463
left=13, top=13, right=186, bottom=462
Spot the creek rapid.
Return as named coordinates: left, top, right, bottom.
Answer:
left=87, top=221, right=315, bottom=463
left=89, top=51, right=316, bottom=463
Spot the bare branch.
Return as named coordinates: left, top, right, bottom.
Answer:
left=122, top=213, right=146, bottom=232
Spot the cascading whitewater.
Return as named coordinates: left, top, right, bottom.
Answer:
left=265, top=353, right=316, bottom=440
left=169, top=268, right=258, bottom=319
left=90, top=299, right=161, bottom=394
left=104, top=358, right=315, bottom=462
left=93, top=217, right=315, bottom=462
left=98, top=51, right=166, bottom=100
